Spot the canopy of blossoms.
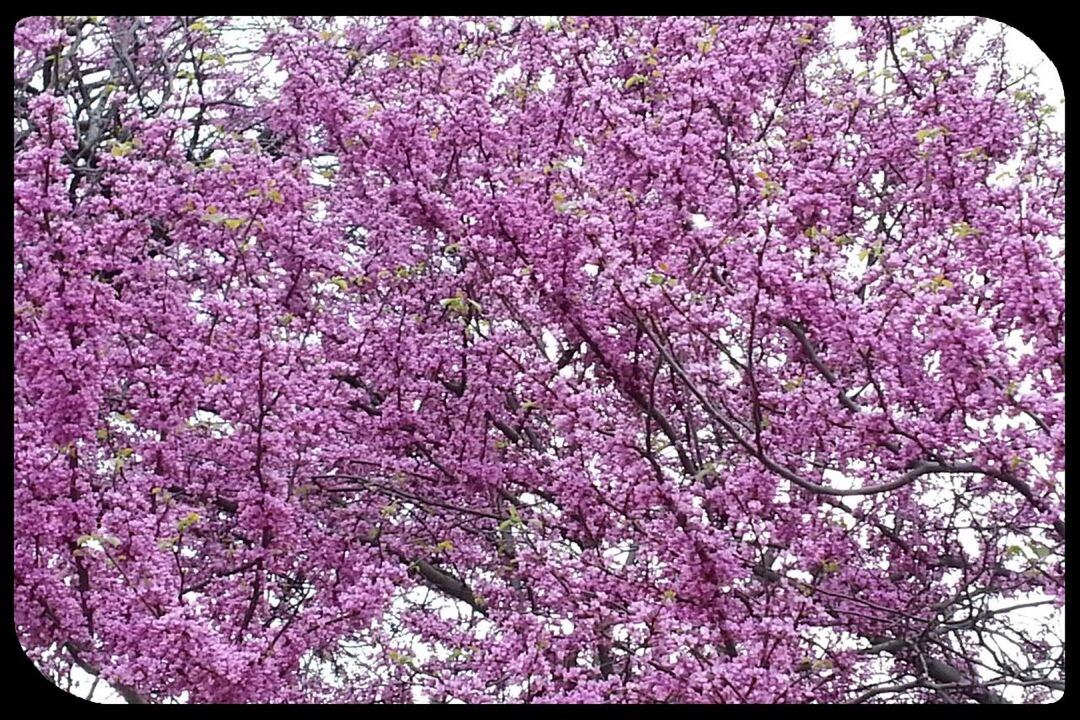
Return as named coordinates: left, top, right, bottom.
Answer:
left=14, top=16, right=1064, bottom=703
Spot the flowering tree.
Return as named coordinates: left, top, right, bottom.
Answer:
left=14, top=16, right=1064, bottom=704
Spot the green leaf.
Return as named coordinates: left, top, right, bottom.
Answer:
left=624, top=73, right=648, bottom=89
left=388, top=650, right=413, bottom=665
left=928, top=273, right=954, bottom=291
left=177, top=511, right=201, bottom=532
left=694, top=463, right=717, bottom=481
left=857, top=240, right=883, bottom=262
left=552, top=191, right=568, bottom=213
left=1029, top=542, right=1052, bottom=560
left=440, top=296, right=467, bottom=314
left=915, top=127, right=945, bottom=143
left=223, top=217, right=246, bottom=230
left=952, top=221, right=981, bottom=239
